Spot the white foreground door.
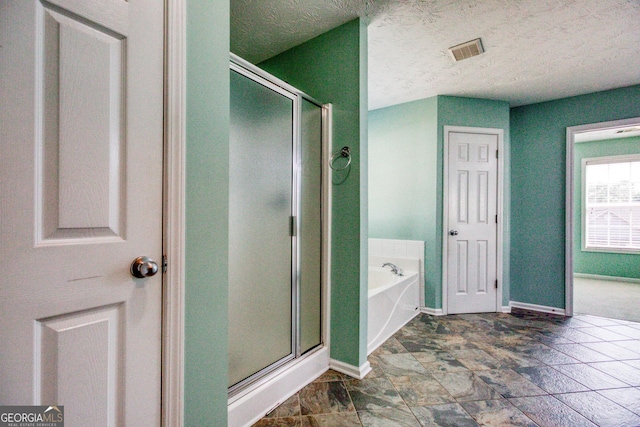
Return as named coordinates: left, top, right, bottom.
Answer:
left=0, top=1, right=164, bottom=426
left=446, top=130, right=498, bottom=314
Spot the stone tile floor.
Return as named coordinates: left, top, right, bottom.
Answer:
left=253, top=310, right=640, bottom=426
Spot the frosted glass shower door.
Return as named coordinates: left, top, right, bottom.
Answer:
left=299, top=99, right=323, bottom=354
left=229, top=69, right=294, bottom=388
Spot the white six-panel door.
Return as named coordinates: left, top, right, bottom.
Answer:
left=0, top=1, right=164, bottom=426
left=446, top=130, right=499, bottom=314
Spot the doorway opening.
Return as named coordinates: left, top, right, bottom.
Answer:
left=566, top=117, right=640, bottom=322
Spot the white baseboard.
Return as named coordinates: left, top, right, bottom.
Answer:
left=421, top=307, right=444, bottom=316
left=228, top=347, right=329, bottom=427
left=329, top=358, right=371, bottom=380
left=510, top=301, right=566, bottom=316
left=574, top=273, right=640, bottom=284
left=422, top=306, right=511, bottom=315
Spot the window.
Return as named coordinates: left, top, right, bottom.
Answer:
left=583, top=156, right=640, bottom=252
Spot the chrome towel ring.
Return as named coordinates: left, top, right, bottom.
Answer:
left=330, top=146, right=352, bottom=171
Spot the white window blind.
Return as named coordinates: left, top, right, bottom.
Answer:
left=584, top=158, right=640, bottom=251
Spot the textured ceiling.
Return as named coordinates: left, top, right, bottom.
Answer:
left=231, top=0, right=640, bottom=110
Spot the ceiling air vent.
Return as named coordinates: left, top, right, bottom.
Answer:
left=448, top=38, right=484, bottom=62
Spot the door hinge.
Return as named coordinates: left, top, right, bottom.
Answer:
left=162, top=255, right=168, bottom=273
left=495, top=279, right=498, bottom=289
left=496, top=150, right=499, bottom=159
left=495, top=214, right=498, bottom=224
left=290, top=216, right=297, bottom=237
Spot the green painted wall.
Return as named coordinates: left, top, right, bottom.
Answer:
left=367, top=96, right=510, bottom=310
left=368, top=97, right=439, bottom=306
left=510, top=85, right=640, bottom=309
left=369, top=99, right=438, bottom=239
left=357, top=20, right=369, bottom=364
left=185, top=1, right=229, bottom=425
left=437, top=96, right=511, bottom=308
left=260, top=19, right=369, bottom=367
left=573, top=136, right=640, bottom=278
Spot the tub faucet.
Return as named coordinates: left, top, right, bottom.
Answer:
left=382, top=262, right=403, bottom=276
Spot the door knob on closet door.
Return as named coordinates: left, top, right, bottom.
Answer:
left=130, top=256, right=159, bottom=278
left=449, top=230, right=459, bottom=236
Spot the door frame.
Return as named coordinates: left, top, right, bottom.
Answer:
left=442, top=126, right=505, bottom=315
left=163, top=0, right=186, bottom=426
left=564, top=116, right=640, bottom=318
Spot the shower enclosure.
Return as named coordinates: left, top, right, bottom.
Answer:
left=228, top=55, right=328, bottom=395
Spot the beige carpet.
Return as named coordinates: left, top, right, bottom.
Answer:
left=574, top=276, right=640, bottom=322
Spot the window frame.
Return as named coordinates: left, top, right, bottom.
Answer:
left=581, top=153, right=640, bottom=254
